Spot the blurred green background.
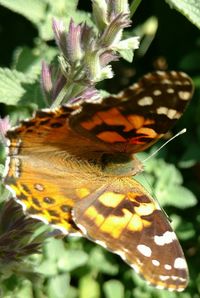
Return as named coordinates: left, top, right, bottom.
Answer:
left=0, top=0, right=200, bottom=297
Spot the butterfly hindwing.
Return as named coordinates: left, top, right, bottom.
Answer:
left=73, top=177, right=188, bottom=291
left=70, top=71, right=193, bottom=153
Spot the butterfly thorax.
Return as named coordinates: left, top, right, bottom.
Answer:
left=101, top=153, right=143, bottom=177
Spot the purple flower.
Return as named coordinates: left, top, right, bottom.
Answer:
left=0, top=116, right=11, bottom=144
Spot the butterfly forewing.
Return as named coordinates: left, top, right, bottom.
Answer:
left=4, top=107, right=107, bottom=235
left=73, top=177, right=188, bottom=291
left=70, top=71, right=193, bottom=154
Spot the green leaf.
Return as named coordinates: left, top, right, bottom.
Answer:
left=103, top=280, right=124, bottom=298
left=0, top=0, right=46, bottom=25
left=57, top=250, right=88, bottom=272
left=46, top=0, right=79, bottom=12
left=39, top=4, right=92, bottom=40
left=157, top=184, right=197, bottom=208
left=79, top=275, right=100, bottom=298
left=118, top=49, right=134, bottom=62
left=88, top=247, right=118, bottom=275
left=44, top=239, right=66, bottom=261
left=47, top=273, right=70, bottom=298
left=154, top=161, right=183, bottom=185
left=0, top=68, right=36, bottom=105
left=180, top=50, right=200, bottom=71
left=165, top=0, right=200, bottom=29
left=37, top=259, right=58, bottom=277
left=14, top=280, right=34, bottom=298
left=0, top=164, right=4, bottom=176
left=13, top=47, right=42, bottom=76
left=0, top=183, right=10, bottom=204
left=171, top=214, right=195, bottom=241
left=179, top=142, right=200, bottom=168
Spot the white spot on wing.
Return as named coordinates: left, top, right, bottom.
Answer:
left=154, top=231, right=176, bottom=246
left=3, top=156, right=10, bottom=178
left=152, top=259, right=160, bottom=266
left=177, top=288, right=185, bottom=292
left=130, top=83, right=140, bottom=90
left=153, top=90, right=162, bottom=96
left=156, top=71, right=165, bottom=76
left=34, top=183, right=44, bottom=191
left=174, top=257, right=187, bottom=269
left=159, top=275, right=170, bottom=281
left=179, top=72, right=188, bottom=78
left=164, top=264, right=172, bottom=270
left=14, top=158, right=21, bottom=178
left=167, top=109, right=180, bottom=119
left=138, top=96, right=153, bottom=106
left=157, top=107, right=168, bottom=115
left=161, top=79, right=171, bottom=84
left=155, top=285, right=165, bottom=290
left=167, top=88, right=174, bottom=94
left=178, top=91, right=191, bottom=100
left=137, top=244, right=152, bottom=257
left=156, top=107, right=180, bottom=119
left=171, top=71, right=177, bottom=76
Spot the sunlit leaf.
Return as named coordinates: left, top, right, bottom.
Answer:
left=165, top=0, right=200, bottom=29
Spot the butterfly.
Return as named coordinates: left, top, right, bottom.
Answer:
left=3, top=71, right=193, bottom=291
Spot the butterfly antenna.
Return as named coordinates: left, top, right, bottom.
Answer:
left=142, top=128, right=187, bottom=163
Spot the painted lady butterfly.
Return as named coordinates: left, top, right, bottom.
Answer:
left=3, top=71, right=193, bottom=291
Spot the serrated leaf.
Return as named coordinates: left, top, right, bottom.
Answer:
left=157, top=185, right=197, bottom=208
left=103, top=280, right=124, bottom=298
left=57, top=250, right=88, bottom=272
left=165, top=0, right=200, bottom=29
left=0, top=68, right=36, bottom=105
left=0, top=0, right=46, bottom=25
left=155, top=161, right=183, bottom=185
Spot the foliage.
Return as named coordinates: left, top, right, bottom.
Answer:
left=0, top=0, right=200, bottom=297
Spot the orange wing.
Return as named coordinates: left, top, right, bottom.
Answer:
left=70, top=71, right=193, bottom=153
left=73, top=177, right=188, bottom=291
left=4, top=107, right=109, bottom=235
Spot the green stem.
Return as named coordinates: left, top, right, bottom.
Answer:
left=50, top=83, right=72, bottom=108
left=50, top=82, right=87, bottom=109
left=130, top=0, right=142, bottom=18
